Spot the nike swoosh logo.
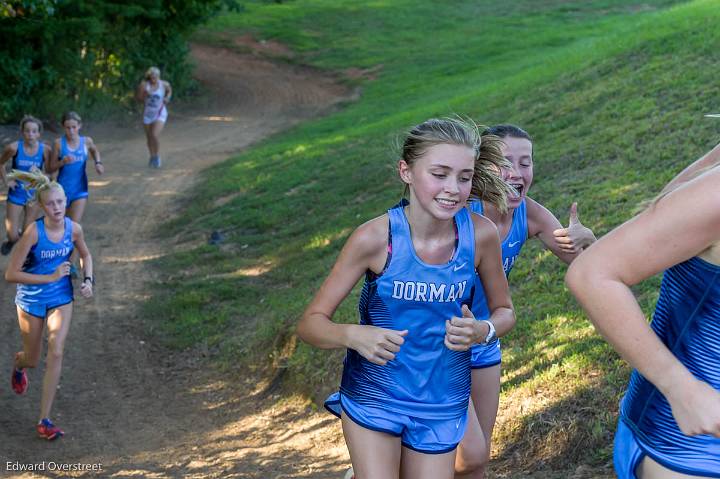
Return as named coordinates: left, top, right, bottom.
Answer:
left=453, top=262, right=467, bottom=272
left=508, top=241, right=520, bottom=248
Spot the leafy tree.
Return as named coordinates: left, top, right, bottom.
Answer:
left=0, top=0, right=238, bottom=122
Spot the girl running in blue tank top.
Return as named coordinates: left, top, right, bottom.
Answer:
left=48, top=111, right=103, bottom=223
left=6, top=168, right=95, bottom=441
left=456, top=125, right=597, bottom=479
left=0, top=116, right=51, bottom=256
left=567, top=141, right=720, bottom=478
left=298, top=118, right=516, bottom=479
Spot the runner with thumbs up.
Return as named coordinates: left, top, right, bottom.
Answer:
left=457, top=125, right=597, bottom=479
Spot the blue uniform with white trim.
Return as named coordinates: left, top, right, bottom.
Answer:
left=8, top=141, right=44, bottom=206
left=325, top=201, right=476, bottom=453
left=57, top=136, right=89, bottom=204
left=15, top=217, right=74, bottom=318
left=467, top=199, right=528, bottom=368
left=614, top=256, right=720, bottom=478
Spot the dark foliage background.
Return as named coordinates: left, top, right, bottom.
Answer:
left=0, top=0, right=239, bottom=122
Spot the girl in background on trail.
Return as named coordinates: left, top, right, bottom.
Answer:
left=6, top=167, right=94, bottom=441
left=136, top=66, right=172, bottom=168
left=567, top=142, right=720, bottom=478
left=48, top=111, right=103, bottom=223
left=0, top=115, right=51, bottom=256
left=298, top=117, right=516, bottom=479
left=455, top=124, right=596, bottom=479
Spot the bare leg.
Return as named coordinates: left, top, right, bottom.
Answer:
left=22, top=201, right=42, bottom=230
left=5, top=202, right=24, bottom=243
left=637, top=456, right=712, bottom=479
left=455, top=365, right=501, bottom=478
left=15, top=306, right=45, bottom=370
left=150, top=120, right=165, bottom=159
left=144, top=123, right=155, bottom=158
left=66, top=198, right=87, bottom=223
left=40, top=303, right=73, bottom=420
left=401, top=445, right=457, bottom=479
left=342, top=413, right=402, bottom=479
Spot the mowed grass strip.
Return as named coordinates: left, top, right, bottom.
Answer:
left=145, top=0, right=719, bottom=474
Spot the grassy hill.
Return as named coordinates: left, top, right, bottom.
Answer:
left=145, top=0, right=720, bottom=474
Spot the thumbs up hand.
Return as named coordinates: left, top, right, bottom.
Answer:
left=552, top=202, right=596, bottom=254
left=445, top=305, right=485, bottom=351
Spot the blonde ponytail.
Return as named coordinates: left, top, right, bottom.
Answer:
left=8, top=166, right=64, bottom=203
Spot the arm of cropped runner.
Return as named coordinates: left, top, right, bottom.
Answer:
left=4, top=223, right=70, bottom=284
left=662, top=140, right=720, bottom=193
left=566, top=167, right=720, bottom=437
left=445, top=215, right=515, bottom=351
left=86, top=137, right=103, bottom=175
left=527, top=197, right=593, bottom=263
left=297, top=216, right=408, bottom=366
left=163, top=81, right=172, bottom=104
left=73, top=222, right=94, bottom=298
left=0, top=142, right=18, bottom=187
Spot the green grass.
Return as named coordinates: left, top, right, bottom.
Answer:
left=145, top=0, right=720, bottom=473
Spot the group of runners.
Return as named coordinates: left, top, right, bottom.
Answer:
left=4, top=65, right=719, bottom=478
left=299, top=117, right=720, bottom=478
left=2, top=67, right=171, bottom=440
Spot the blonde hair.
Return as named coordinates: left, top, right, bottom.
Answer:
left=8, top=167, right=64, bottom=204
left=400, top=117, right=513, bottom=213
left=20, top=115, right=42, bottom=133
left=145, top=66, right=161, bottom=80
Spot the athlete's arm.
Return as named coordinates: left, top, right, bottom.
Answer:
left=86, top=137, right=103, bottom=175
left=566, top=166, right=720, bottom=437
left=47, top=138, right=65, bottom=173
left=662, top=140, right=720, bottom=193
left=41, top=142, right=52, bottom=174
left=474, top=214, right=515, bottom=338
left=445, top=215, right=515, bottom=351
left=527, top=198, right=594, bottom=263
left=135, top=80, right=147, bottom=103
left=297, top=215, right=408, bottom=366
left=163, top=81, right=172, bottom=104
left=73, top=222, right=94, bottom=298
left=0, top=142, right=18, bottom=187
left=4, top=223, right=70, bottom=284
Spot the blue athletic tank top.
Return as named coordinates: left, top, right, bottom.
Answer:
left=16, top=217, right=74, bottom=303
left=468, top=199, right=527, bottom=276
left=57, top=136, right=88, bottom=197
left=340, top=203, right=476, bottom=419
left=10, top=140, right=44, bottom=197
left=620, top=256, right=720, bottom=474
left=468, top=199, right=528, bottom=321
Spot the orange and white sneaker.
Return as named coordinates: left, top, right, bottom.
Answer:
left=37, top=418, right=64, bottom=440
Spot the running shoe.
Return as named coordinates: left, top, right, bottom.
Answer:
left=11, top=366, right=27, bottom=395
left=148, top=156, right=161, bottom=168
left=343, top=467, right=354, bottom=479
left=1, top=240, right=14, bottom=255
left=37, top=418, right=64, bottom=440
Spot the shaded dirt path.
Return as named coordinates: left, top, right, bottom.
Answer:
left=0, top=44, right=352, bottom=478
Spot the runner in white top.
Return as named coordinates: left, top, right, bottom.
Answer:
left=135, top=66, right=171, bottom=168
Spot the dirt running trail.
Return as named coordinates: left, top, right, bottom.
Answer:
left=0, top=44, right=351, bottom=478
